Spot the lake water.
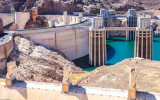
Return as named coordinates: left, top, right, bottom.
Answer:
left=73, top=37, right=160, bottom=71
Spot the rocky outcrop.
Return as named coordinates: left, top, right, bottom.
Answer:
left=0, top=0, right=83, bottom=14
left=6, top=35, right=82, bottom=83
left=18, top=0, right=83, bottom=14
left=76, top=58, right=160, bottom=93
left=25, top=16, right=49, bottom=29
left=0, top=59, right=7, bottom=77
left=0, top=0, right=160, bottom=15
left=0, top=0, right=26, bottom=13
left=115, top=4, right=145, bottom=12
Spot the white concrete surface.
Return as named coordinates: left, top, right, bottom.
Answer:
left=0, top=80, right=160, bottom=100
left=15, top=26, right=89, bottom=60
left=15, top=12, right=30, bottom=30
left=40, top=15, right=86, bottom=27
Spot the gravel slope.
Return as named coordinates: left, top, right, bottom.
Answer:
left=76, top=58, right=160, bottom=93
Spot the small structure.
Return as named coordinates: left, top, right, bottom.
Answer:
left=100, top=9, right=109, bottom=28
left=5, top=61, right=17, bottom=87
left=76, top=13, right=83, bottom=23
left=100, top=9, right=109, bottom=17
left=31, top=7, right=38, bottom=22
left=48, top=20, right=55, bottom=27
left=127, top=9, right=137, bottom=40
left=134, top=14, right=153, bottom=60
left=143, top=10, right=154, bottom=19
left=108, top=10, right=116, bottom=15
left=62, top=65, right=72, bottom=93
left=63, top=11, right=68, bottom=25
left=128, top=69, right=137, bottom=100
left=89, top=17, right=106, bottom=66
left=78, top=13, right=83, bottom=23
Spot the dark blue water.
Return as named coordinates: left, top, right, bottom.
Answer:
left=73, top=37, right=160, bottom=71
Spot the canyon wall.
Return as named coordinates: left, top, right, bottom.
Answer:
left=0, top=0, right=160, bottom=15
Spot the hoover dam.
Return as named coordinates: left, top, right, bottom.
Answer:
left=0, top=7, right=160, bottom=100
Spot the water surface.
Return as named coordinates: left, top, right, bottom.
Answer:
left=73, top=37, right=160, bottom=71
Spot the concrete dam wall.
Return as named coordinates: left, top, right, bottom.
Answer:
left=41, top=15, right=86, bottom=26
left=15, top=12, right=86, bottom=30
left=15, top=26, right=89, bottom=60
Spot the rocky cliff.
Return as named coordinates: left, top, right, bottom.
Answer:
left=4, top=35, right=82, bottom=83
left=0, top=0, right=83, bottom=14
left=0, top=0, right=160, bottom=15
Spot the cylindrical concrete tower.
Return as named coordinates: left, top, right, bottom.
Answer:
left=89, top=17, right=106, bottom=66
left=31, top=7, right=38, bottom=22
left=0, top=18, right=3, bottom=35
left=127, top=9, right=137, bottom=40
left=134, top=15, right=152, bottom=60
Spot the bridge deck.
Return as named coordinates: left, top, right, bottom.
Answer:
left=105, top=27, right=136, bottom=31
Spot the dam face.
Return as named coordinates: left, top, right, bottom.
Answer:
left=16, top=26, right=89, bottom=60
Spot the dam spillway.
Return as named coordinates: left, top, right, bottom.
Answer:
left=73, top=37, right=160, bottom=71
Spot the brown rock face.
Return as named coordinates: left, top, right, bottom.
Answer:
left=0, top=0, right=83, bottom=14
left=115, top=4, right=145, bottom=12
left=7, top=35, right=82, bottom=83
left=19, top=0, right=83, bottom=14
left=0, top=59, right=7, bottom=77
left=0, top=0, right=25, bottom=13
left=25, top=16, right=49, bottom=29
left=0, top=0, right=160, bottom=15
left=0, top=18, right=3, bottom=34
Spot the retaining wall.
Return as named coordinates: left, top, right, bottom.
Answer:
left=0, top=81, right=159, bottom=100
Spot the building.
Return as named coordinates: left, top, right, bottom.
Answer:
left=127, top=9, right=137, bottom=40
left=100, top=9, right=109, bottom=27
left=134, top=14, right=152, bottom=60
left=100, top=9, right=109, bottom=17
left=89, top=17, right=106, bottom=66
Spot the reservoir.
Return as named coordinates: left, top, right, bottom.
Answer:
left=73, top=37, right=160, bottom=71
